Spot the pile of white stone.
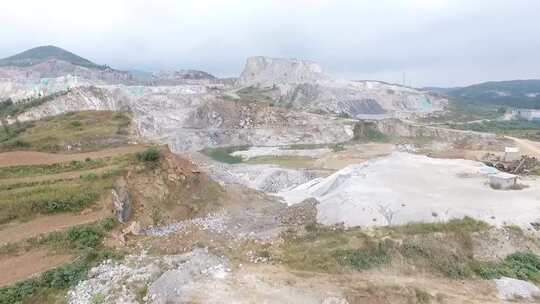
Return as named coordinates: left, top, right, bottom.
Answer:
left=279, top=152, right=540, bottom=228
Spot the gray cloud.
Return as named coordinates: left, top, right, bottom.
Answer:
left=1, top=0, right=539, bottom=87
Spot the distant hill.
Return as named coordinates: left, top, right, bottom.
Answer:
left=0, top=45, right=104, bottom=69
left=426, top=80, right=540, bottom=109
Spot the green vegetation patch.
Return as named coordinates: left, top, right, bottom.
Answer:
left=136, top=146, right=161, bottom=163
left=235, top=86, right=277, bottom=104
left=472, top=251, right=540, bottom=283
left=388, top=217, right=490, bottom=235
left=279, top=225, right=391, bottom=273
left=400, top=238, right=473, bottom=279
left=0, top=111, right=131, bottom=152
left=200, top=146, right=248, bottom=164
left=0, top=219, right=119, bottom=304
left=0, top=155, right=132, bottom=179
left=0, top=91, right=70, bottom=118
left=246, top=155, right=315, bottom=169
left=419, top=98, right=502, bottom=124
left=448, top=119, right=540, bottom=133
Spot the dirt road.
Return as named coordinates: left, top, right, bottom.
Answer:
left=0, top=145, right=146, bottom=167
left=506, top=136, right=540, bottom=158
left=0, top=249, right=72, bottom=287
left=0, top=205, right=110, bottom=244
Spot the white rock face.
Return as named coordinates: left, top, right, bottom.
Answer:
left=224, top=164, right=321, bottom=193
left=494, top=277, right=540, bottom=300
left=237, top=56, right=327, bottom=87
left=11, top=84, right=356, bottom=151
left=279, top=152, right=540, bottom=228
left=236, top=56, right=447, bottom=118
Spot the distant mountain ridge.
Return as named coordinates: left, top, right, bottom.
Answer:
left=0, top=45, right=105, bottom=69
left=426, top=80, right=540, bottom=109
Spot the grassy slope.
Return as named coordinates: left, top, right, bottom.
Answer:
left=0, top=111, right=131, bottom=152
left=0, top=45, right=103, bottom=69
left=0, top=111, right=137, bottom=303
left=273, top=218, right=540, bottom=283
left=448, top=80, right=540, bottom=109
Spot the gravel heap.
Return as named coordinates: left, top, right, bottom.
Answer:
left=279, top=152, right=540, bottom=228
left=144, top=212, right=229, bottom=237
left=67, top=249, right=229, bottom=304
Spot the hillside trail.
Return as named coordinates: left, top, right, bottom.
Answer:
left=0, top=145, right=146, bottom=167
left=0, top=198, right=111, bottom=244
left=506, top=136, right=540, bottom=158
left=0, top=164, right=119, bottom=185
left=0, top=249, right=73, bottom=287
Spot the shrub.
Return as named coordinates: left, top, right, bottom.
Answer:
left=70, top=120, right=82, bottom=128
left=331, top=143, right=345, bottom=152
left=41, top=262, right=88, bottom=289
left=80, top=173, right=99, bottom=181
left=201, top=146, right=245, bottom=164
left=67, top=226, right=104, bottom=249
left=401, top=239, right=472, bottom=279
left=0, top=280, right=35, bottom=304
left=472, top=251, right=540, bottom=282
left=333, top=241, right=392, bottom=270
left=136, top=147, right=161, bottom=162
left=415, top=288, right=432, bottom=304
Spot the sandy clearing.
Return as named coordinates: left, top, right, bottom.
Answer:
left=0, top=249, right=73, bottom=287
left=0, top=145, right=146, bottom=167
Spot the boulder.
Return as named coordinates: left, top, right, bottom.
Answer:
left=493, top=277, right=540, bottom=300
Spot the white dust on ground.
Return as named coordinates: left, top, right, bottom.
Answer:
left=279, top=152, right=540, bottom=228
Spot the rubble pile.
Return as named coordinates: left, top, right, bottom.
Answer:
left=483, top=154, right=539, bottom=175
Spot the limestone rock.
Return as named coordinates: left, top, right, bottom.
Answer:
left=112, top=177, right=132, bottom=223
left=494, top=277, right=540, bottom=300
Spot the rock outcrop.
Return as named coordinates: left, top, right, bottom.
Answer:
left=112, top=177, right=132, bottom=223
left=11, top=84, right=356, bottom=151
left=237, top=56, right=327, bottom=87
left=236, top=56, right=447, bottom=118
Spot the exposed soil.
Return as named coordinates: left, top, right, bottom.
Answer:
left=0, top=249, right=72, bottom=287
left=0, top=145, right=145, bottom=167
left=314, top=143, right=395, bottom=170
left=0, top=200, right=110, bottom=244
left=507, top=136, right=540, bottom=158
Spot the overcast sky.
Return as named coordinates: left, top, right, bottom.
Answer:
left=1, top=0, right=539, bottom=87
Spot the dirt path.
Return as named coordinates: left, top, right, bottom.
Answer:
left=506, top=136, right=540, bottom=158
left=0, top=145, right=146, bottom=167
left=0, top=249, right=73, bottom=287
left=0, top=205, right=111, bottom=244
left=0, top=165, right=120, bottom=185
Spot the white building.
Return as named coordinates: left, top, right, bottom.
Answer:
left=504, top=147, right=520, bottom=162
left=489, top=172, right=518, bottom=190
left=510, top=109, right=540, bottom=121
